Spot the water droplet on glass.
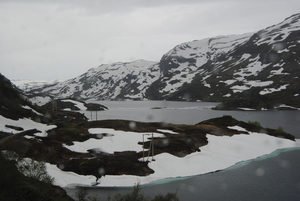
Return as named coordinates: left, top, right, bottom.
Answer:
left=259, top=129, right=267, bottom=134
left=185, top=138, right=192, bottom=145
left=268, top=52, right=280, bottom=63
left=220, top=183, right=228, bottom=191
left=160, top=121, right=168, bottom=127
left=183, top=93, right=190, bottom=100
left=272, top=42, right=286, bottom=51
left=129, top=122, right=136, bottom=130
left=147, top=115, right=153, bottom=120
left=213, top=67, right=220, bottom=75
left=98, top=167, right=105, bottom=175
left=34, top=117, right=41, bottom=123
left=255, top=167, right=265, bottom=177
left=279, top=160, right=290, bottom=169
left=179, top=183, right=187, bottom=190
left=58, top=164, right=65, bottom=170
left=162, top=139, right=169, bottom=146
left=187, top=185, right=196, bottom=193
left=44, top=112, right=51, bottom=119
left=96, top=134, right=104, bottom=139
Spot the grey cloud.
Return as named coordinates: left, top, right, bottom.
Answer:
left=1, top=0, right=300, bottom=80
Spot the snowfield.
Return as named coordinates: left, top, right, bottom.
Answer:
left=0, top=115, right=56, bottom=136
left=46, top=127, right=300, bottom=188
left=64, top=128, right=165, bottom=154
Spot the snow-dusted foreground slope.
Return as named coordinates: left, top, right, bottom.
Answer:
left=46, top=126, right=300, bottom=187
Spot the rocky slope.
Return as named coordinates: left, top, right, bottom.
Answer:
left=19, top=13, right=300, bottom=108
left=0, top=73, right=46, bottom=121
left=0, top=73, right=74, bottom=200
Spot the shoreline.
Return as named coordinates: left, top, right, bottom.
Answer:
left=52, top=134, right=300, bottom=188
left=63, top=146, right=300, bottom=189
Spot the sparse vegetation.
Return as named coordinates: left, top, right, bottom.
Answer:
left=247, top=121, right=262, bottom=128
left=152, top=192, right=179, bottom=201
left=74, top=184, right=180, bottom=201
left=0, top=151, right=72, bottom=201
left=2, top=150, right=54, bottom=184
left=75, top=189, right=89, bottom=201
left=276, top=126, right=284, bottom=133
left=113, top=184, right=146, bottom=201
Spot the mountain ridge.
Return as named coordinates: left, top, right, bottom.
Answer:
left=16, top=13, right=300, bottom=108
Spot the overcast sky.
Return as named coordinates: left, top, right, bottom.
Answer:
left=1, top=0, right=299, bottom=81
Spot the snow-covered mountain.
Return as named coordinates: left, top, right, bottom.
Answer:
left=148, top=13, right=300, bottom=106
left=12, top=80, right=61, bottom=91
left=24, top=59, right=159, bottom=100
left=147, top=33, right=254, bottom=99
left=20, top=13, right=300, bottom=107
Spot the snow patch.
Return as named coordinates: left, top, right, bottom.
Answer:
left=61, top=99, right=87, bottom=111
left=231, top=80, right=273, bottom=93
left=22, top=105, right=42, bottom=116
left=228, top=126, right=248, bottom=132
left=157, top=129, right=179, bottom=135
left=0, top=115, right=56, bottom=134
left=221, top=79, right=236, bottom=86
left=223, top=93, right=231, bottom=97
left=30, top=96, right=51, bottom=106
left=237, top=108, right=257, bottom=111
left=231, top=85, right=251, bottom=93
left=259, top=84, right=289, bottom=95
left=46, top=163, right=97, bottom=187
left=64, top=128, right=165, bottom=154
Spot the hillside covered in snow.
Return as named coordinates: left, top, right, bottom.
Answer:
left=17, top=13, right=300, bottom=109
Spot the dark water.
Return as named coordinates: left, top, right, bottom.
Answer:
left=85, top=101, right=300, bottom=137
left=66, top=148, right=300, bottom=201
left=69, top=101, right=300, bottom=200
left=141, top=148, right=300, bottom=201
